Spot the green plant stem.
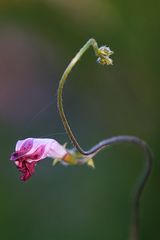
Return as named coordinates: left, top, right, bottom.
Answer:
left=57, top=38, right=153, bottom=240
left=57, top=38, right=99, bottom=154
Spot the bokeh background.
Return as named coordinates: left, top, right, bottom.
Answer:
left=0, top=1, right=159, bottom=240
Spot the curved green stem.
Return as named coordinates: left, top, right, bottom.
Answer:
left=57, top=38, right=100, bottom=154
left=57, top=38, right=153, bottom=240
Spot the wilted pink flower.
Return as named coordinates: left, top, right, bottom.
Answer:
left=10, top=138, right=68, bottom=181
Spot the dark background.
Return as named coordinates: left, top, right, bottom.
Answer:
left=0, top=1, right=159, bottom=240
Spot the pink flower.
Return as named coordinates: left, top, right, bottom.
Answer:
left=10, top=138, right=68, bottom=181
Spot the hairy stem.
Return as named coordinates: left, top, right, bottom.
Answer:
left=57, top=38, right=153, bottom=240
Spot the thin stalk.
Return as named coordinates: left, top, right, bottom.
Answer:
left=57, top=38, right=99, bottom=154
left=57, top=38, right=153, bottom=240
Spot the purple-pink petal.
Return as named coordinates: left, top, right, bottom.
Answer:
left=28, top=145, right=45, bottom=161
left=10, top=139, right=34, bottom=161
left=19, top=139, right=33, bottom=154
left=17, top=161, right=36, bottom=181
left=11, top=145, right=46, bottom=181
left=10, top=137, right=70, bottom=181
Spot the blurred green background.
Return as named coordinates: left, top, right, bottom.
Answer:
left=0, top=0, right=159, bottom=239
